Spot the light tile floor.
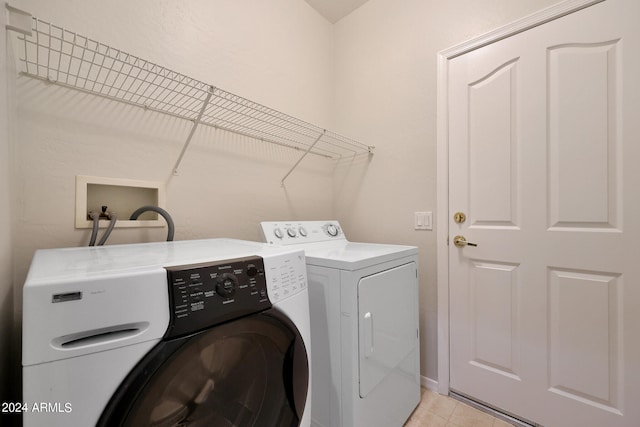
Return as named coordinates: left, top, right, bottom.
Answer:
left=404, top=388, right=514, bottom=427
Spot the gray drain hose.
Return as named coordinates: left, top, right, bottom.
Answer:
left=97, top=213, right=117, bottom=246
left=129, top=206, right=175, bottom=241
left=88, top=212, right=100, bottom=246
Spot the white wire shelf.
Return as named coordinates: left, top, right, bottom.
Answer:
left=7, top=8, right=374, bottom=180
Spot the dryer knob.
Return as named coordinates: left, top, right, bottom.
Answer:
left=299, top=226, right=307, bottom=237
left=273, top=228, right=284, bottom=239
left=326, top=224, right=339, bottom=237
left=287, top=228, right=297, bottom=238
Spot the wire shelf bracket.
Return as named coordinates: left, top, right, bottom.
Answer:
left=5, top=4, right=374, bottom=181
left=5, top=3, right=32, bottom=36
left=172, top=86, right=214, bottom=175
left=281, top=130, right=325, bottom=186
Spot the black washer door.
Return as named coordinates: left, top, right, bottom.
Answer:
left=98, top=310, right=308, bottom=427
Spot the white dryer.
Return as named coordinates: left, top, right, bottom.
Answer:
left=22, top=238, right=311, bottom=427
left=260, top=221, right=420, bottom=427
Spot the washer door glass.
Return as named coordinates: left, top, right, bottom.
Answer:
left=99, top=311, right=308, bottom=427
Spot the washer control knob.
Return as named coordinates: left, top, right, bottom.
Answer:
left=216, top=273, right=237, bottom=298
left=246, top=264, right=258, bottom=277
left=273, top=228, right=284, bottom=239
left=326, top=224, right=339, bottom=237
left=287, top=227, right=297, bottom=238
left=299, top=226, right=307, bottom=237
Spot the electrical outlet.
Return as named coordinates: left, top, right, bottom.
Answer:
left=414, top=212, right=432, bottom=230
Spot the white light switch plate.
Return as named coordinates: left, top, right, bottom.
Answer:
left=414, top=211, right=432, bottom=230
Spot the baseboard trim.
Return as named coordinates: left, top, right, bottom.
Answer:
left=420, top=376, right=438, bottom=392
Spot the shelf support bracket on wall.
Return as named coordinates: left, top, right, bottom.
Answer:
left=172, top=86, right=214, bottom=175
left=281, top=130, right=326, bottom=186
left=5, top=3, right=32, bottom=35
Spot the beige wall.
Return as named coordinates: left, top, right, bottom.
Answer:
left=332, top=0, right=558, bottom=384
left=11, top=1, right=336, bottom=278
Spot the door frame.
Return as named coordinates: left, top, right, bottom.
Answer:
left=435, top=0, right=605, bottom=395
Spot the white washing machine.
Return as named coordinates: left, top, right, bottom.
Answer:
left=260, top=221, right=420, bottom=427
left=22, top=238, right=311, bottom=427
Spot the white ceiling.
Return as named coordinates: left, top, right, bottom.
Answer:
left=304, top=0, right=371, bottom=23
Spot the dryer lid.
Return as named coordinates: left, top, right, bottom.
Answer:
left=302, top=241, right=417, bottom=270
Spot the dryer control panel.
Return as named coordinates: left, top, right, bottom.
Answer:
left=164, top=256, right=269, bottom=339
left=260, top=220, right=346, bottom=245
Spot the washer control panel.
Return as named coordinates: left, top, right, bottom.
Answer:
left=260, top=220, right=345, bottom=245
left=165, top=256, right=269, bottom=338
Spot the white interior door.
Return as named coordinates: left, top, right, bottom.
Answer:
left=447, top=0, right=640, bottom=426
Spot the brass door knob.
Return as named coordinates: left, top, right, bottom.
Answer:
left=453, top=235, right=478, bottom=248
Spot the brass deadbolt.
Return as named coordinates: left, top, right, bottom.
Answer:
left=453, top=212, right=466, bottom=224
